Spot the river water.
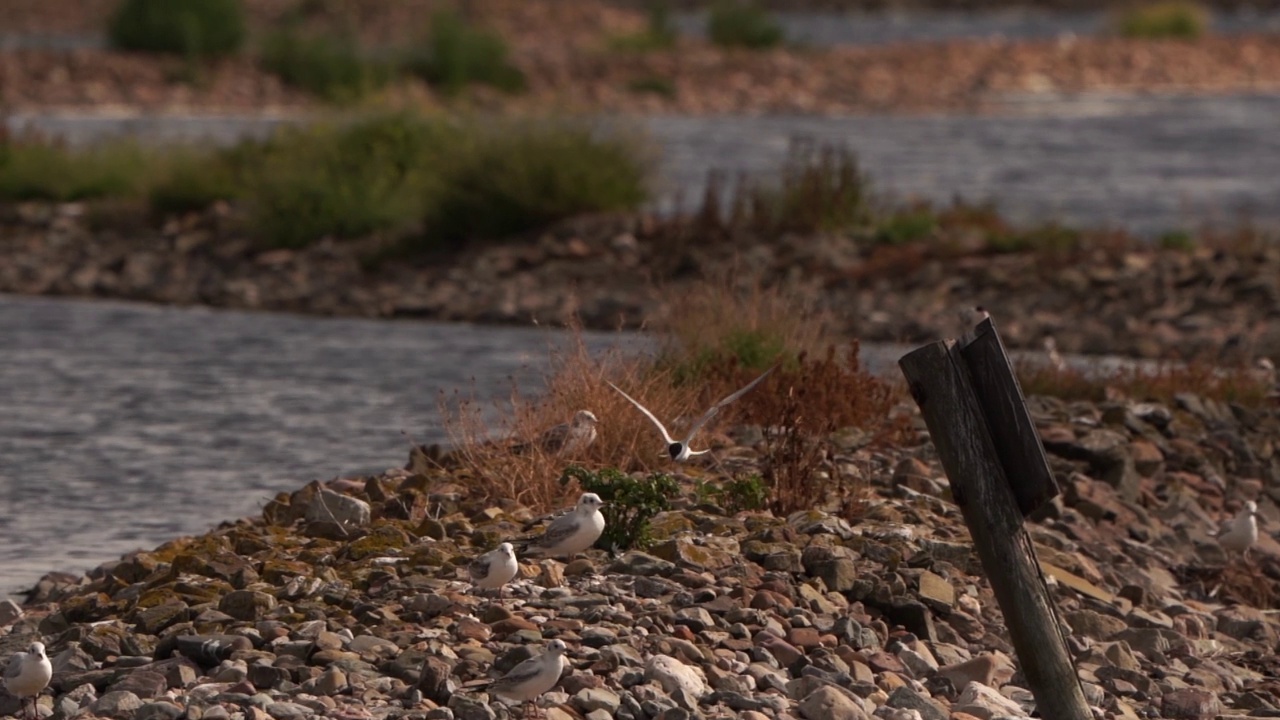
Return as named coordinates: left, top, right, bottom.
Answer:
left=3, top=39, right=1279, bottom=592
left=0, top=295, right=654, bottom=593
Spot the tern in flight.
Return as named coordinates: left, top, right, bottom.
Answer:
left=607, top=365, right=776, bottom=462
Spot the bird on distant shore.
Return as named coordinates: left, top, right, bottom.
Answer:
left=1044, top=336, right=1067, bottom=372
left=4, top=641, right=51, bottom=720
left=608, top=365, right=775, bottom=462
left=1252, top=358, right=1277, bottom=392
left=521, top=492, right=606, bottom=562
left=489, top=639, right=569, bottom=718
left=469, top=542, right=519, bottom=598
left=1215, top=500, right=1261, bottom=563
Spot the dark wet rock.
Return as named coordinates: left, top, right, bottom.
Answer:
left=162, top=634, right=254, bottom=665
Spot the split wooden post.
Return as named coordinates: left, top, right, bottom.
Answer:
left=899, top=318, right=1090, bottom=720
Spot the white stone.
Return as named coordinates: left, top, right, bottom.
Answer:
left=645, top=654, right=708, bottom=699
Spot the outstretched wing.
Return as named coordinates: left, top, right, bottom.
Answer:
left=607, top=381, right=675, bottom=445
left=683, top=365, right=776, bottom=443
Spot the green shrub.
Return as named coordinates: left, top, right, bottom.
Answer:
left=245, top=115, right=454, bottom=248
left=403, top=10, right=526, bottom=96
left=670, top=328, right=787, bottom=387
left=261, top=28, right=391, bottom=103
left=707, top=1, right=784, bottom=49
left=696, top=474, right=768, bottom=513
left=0, top=140, right=148, bottom=201
left=417, top=123, right=648, bottom=249
left=627, top=76, right=677, bottom=98
left=986, top=223, right=1082, bottom=253
left=1158, top=230, right=1195, bottom=250
left=148, top=150, right=242, bottom=215
left=1114, top=1, right=1209, bottom=39
left=108, top=0, right=247, bottom=59
left=560, top=466, right=679, bottom=552
left=610, top=1, right=679, bottom=52
left=741, top=143, right=868, bottom=235
left=875, top=207, right=938, bottom=245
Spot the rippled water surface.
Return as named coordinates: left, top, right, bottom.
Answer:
left=0, top=296, right=660, bottom=594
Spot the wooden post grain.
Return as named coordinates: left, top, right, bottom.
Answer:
left=960, top=318, right=1060, bottom=516
left=899, top=340, right=1091, bottom=720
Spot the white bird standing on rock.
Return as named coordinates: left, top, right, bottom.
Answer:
left=4, top=641, right=51, bottom=720
left=469, top=542, right=519, bottom=597
left=489, top=639, right=569, bottom=717
left=519, top=410, right=600, bottom=457
left=1216, top=500, right=1261, bottom=562
left=608, top=365, right=775, bottom=462
left=522, top=493, right=606, bottom=562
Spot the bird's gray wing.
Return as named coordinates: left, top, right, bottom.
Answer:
left=607, top=381, right=675, bottom=444
left=469, top=553, right=492, bottom=581
left=5, top=653, right=27, bottom=679
left=536, top=423, right=572, bottom=453
left=684, top=365, right=776, bottom=443
left=492, top=655, right=547, bottom=690
left=534, top=513, right=582, bottom=550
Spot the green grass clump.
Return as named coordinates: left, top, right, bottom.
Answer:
left=1158, top=230, right=1196, bottom=250
left=707, top=1, right=784, bottom=50
left=108, top=0, right=247, bottom=59
left=417, top=123, right=649, bottom=249
left=610, top=1, right=679, bottom=52
left=244, top=115, right=456, bottom=248
left=147, top=150, right=244, bottom=215
left=696, top=474, right=768, bottom=513
left=986, top=223, right=1082, bottom=253
left=1114, top=1, right=1210, bottom=39
left=561, top=466, right=678, bottom=552
left=261, top=28, right=392, bottom=103
left=0, top=140, right=149, bottom=202
left=627, top=76, right=677, bottom=98
left=403, top=10, right=526, bottom=96
left=875, top=206, right=939, bottom=245
left=744, top=143, right=868, bottom=235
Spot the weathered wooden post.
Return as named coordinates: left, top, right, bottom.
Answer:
left=899, top=317, right=1091, bottom=720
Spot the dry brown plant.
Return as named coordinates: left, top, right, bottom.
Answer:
left=440, top=276, right=902, bottom=516
left=652, top=269, right=832, bottom=383
left=706, top=341, right=907, bottom=516
left=1017, top=359, right=1272, bottom=408
left=439, top=322, right=709, bottom=512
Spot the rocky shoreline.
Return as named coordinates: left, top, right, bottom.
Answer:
left=4, top=372, right=1280, bottom=719
left=3, top=0, right=1280, bottom=117
left=3, top=201, right=1279, bottom=363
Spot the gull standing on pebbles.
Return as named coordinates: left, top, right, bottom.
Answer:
left=522, top=493, right=606, bottom=562
left=4, top=641, right=51, bottom=720
left=1216, top=500, right=1261, bottom=563
left=469, top=542, right=519, bottom=597
left=490, top=639, right=569, bottom=717
left=608, top=365, right=775, bottom=462
left=518, top=410, right=599, bottom=457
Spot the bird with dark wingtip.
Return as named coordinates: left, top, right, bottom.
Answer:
left=608, top=365, right=775, bottom=462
